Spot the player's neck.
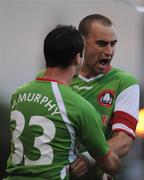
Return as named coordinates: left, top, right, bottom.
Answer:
left=43, top=66, right=74, bottom=85
left=80, top=68, right=99, bottom=79
left=80, top=65, right=111, bottom=79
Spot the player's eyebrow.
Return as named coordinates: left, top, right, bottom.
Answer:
left=96, top=40, right=118, bottom=47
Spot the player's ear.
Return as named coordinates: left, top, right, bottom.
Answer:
left=73, top=53, right=81, bottom=66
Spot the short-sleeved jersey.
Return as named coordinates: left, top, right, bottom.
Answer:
left=71, top=67, right=140, bottom=139
left=70, top=67, right=139, bottom=180
left=6, top=78, right=110, bottom=180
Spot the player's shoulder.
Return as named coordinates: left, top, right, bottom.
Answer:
left=110, top=67, right=139, bottom=85
left=12, top=80, right=35, bottom=96
left=63, top=85, right=96, bottom=111
left=70, top=75, right=81, bottom=85
left=61, top=85, right=88, bottom=102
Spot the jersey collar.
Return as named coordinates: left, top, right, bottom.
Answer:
left=36, top=77, right=65, bottom=84
left=79, top=74, right=104, bottom=82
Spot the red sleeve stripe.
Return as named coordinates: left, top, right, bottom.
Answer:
left=111, top=111, right=138, bottom=132
left=95, top=150, right=111, bottom=160
left=112, top=124, right=135, bottom=139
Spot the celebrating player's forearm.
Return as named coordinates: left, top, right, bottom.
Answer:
left=70, top=131, right=133, bottom=178
left=107, top=131, right=133, bottom=158
left=70, top=150, right=120, bottom=178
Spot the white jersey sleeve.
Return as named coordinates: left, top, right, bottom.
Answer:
left=111, top=84, right=140, bottom=138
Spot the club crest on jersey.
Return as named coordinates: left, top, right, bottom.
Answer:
left=98, top=90, right=115, bottom=108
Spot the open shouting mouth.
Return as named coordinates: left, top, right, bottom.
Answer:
left=98, top=58, right=110, bottom=70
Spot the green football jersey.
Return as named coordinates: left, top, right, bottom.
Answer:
left=70, top=66, right=140, bottom=180
left=71, top=67, right=139, bottom=139
left=6, top=77, right=110, bottom=180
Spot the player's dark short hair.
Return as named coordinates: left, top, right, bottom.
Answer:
left=44, top=25, right=84, bottom=68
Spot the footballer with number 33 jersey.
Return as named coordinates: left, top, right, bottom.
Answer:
left=5, top=25, right=120, bottom=180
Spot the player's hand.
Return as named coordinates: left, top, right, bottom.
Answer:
left=69, top=154, right=90, bottom=177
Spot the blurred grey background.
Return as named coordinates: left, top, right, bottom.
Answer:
left=0, top=0, right=144, bottom=179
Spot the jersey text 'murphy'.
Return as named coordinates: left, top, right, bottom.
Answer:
left=12, top=93, right=60, bottom=116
